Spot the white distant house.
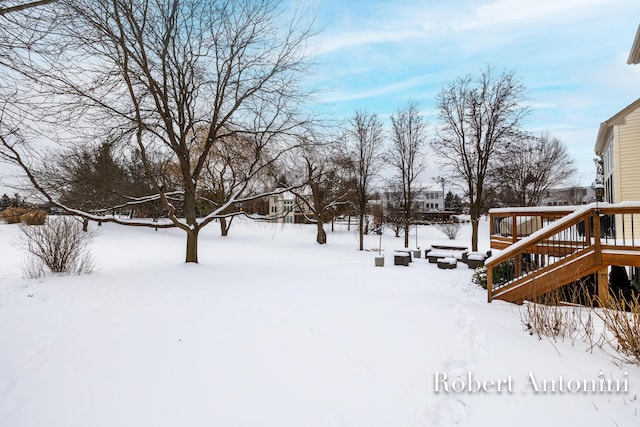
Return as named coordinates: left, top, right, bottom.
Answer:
left=383, top=187, right=444, bottom=215
left=381, top=185, right=450, bottom=223
left=267, top=190, right=313, bottom=224
left=416, top=188, right=445, bottom=211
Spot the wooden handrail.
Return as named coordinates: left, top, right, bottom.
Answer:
left=486, top=207, right=598, bottom=303
left=487, top=208, right=594, bottom=268
left=487, top=203, right=640, bottom=303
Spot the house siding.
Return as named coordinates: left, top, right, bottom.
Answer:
left=613, top=128, right=622, bottom=204
left=610, top=107, right=640, bottom=242
left=618, top=108, right=640, bottom=202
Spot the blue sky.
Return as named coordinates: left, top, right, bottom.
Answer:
left=2, top=0, right=639, bottom=196
left=304, top=0, right=640, bottom=187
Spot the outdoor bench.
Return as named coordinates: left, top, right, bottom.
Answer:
left=427, top=249, right=468, bottom=264
left=394, top=249, right=413, bottom=262
left=394, top=253, right=411, bottom=266
left=437, top=257, right=457, bottom=269
left=467, top=252, right=488, bottom=269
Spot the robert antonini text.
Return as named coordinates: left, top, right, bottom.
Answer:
left=434, top=371, right=629, bottom=394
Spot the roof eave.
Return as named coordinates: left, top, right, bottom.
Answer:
left=594, top=98, right=640, bottom=154
left=627, top=25, right=640, bottom=65
left=594, top=122, right=610, bottom=155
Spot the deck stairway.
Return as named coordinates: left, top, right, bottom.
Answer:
left=486, top=204, right=640, bottom=303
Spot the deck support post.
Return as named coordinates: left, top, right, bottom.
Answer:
left=597, top=268, right=609, bottom=306
left=593, top=211, right=609, bottom=305
left=487, top=265, right=493, bottom=303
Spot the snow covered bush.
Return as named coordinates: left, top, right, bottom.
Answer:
left=519, top=291, right=583, bottom=342
left=436, top=221, right=460, bottom=240
left=16, top=216, right=96, bottom=278
left=471, top=266, right=487, bottom=289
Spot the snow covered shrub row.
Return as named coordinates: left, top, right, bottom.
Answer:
left=518, top=288, right=640, bottom=365
left=16, top=216, right=95, bottom=278
left=0, top=207, right=47, bottom=225
left=0, top=207, right=29, bottom=224
left=519, top=291, right=585, bottom=342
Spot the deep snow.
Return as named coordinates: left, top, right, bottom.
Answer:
left=0, top=218, right=638, bottom=426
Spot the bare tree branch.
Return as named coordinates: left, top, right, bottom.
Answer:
left=0, top=0, right=57, bottom=16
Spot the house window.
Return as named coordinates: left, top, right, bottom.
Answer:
left=604, top=141, right=614, bottom=178
left=603, top=140, right=614, bottom=203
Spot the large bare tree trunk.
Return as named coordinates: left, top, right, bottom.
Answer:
left=471, top=218, right=479, bottom=252
left=183, top=182, right=200, bottom=262
left=403, top=222, right=409, bottom=248
left=316, top=220, right=326, bottom=244
left=185, top=228, right=199, bottom=263
left=220, top=217, right=232, bottom=237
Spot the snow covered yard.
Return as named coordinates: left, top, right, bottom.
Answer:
left=0, top=219, right=639, bottom=427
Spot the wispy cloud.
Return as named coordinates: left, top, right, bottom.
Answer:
left=313, top=0, right=628, bottom=56
left=313, top=27, right=426, bottom=55
left=319, top=75, right=430, bottom=103
left=307, top=0, right=640, bottom=184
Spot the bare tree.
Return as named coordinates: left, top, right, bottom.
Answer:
left=345, top=111, right=384, bottom=251
left=388, top=100, right=427, bottom=248
left=291, top=134, right=352, bottom=244
left=493, top=132, right=576, bottom=206
left=432, top=66, right=529, bottom=251
left=1, top=0, right=315, bottom=263
left=195, top=130, right=270, bottom=237
left=382, top=179, right=405, bottom=238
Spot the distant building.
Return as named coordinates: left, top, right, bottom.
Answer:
left=383, top=187, right=455, bottom=222
left=541, top=186, right=596, bottom=207
left=267, top=190, right=313, bottom=223
left=415, top=189, right=445, bottom=212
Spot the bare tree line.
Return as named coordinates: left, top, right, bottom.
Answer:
left=0, top=1, right=578, bottom=261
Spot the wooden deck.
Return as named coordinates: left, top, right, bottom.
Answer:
left=486, top=204, right=640, bottom=303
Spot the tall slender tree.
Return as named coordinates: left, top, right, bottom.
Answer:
left=388, top=100, right=427, bottom=248
left=346, top=111, right=384, bottom=251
